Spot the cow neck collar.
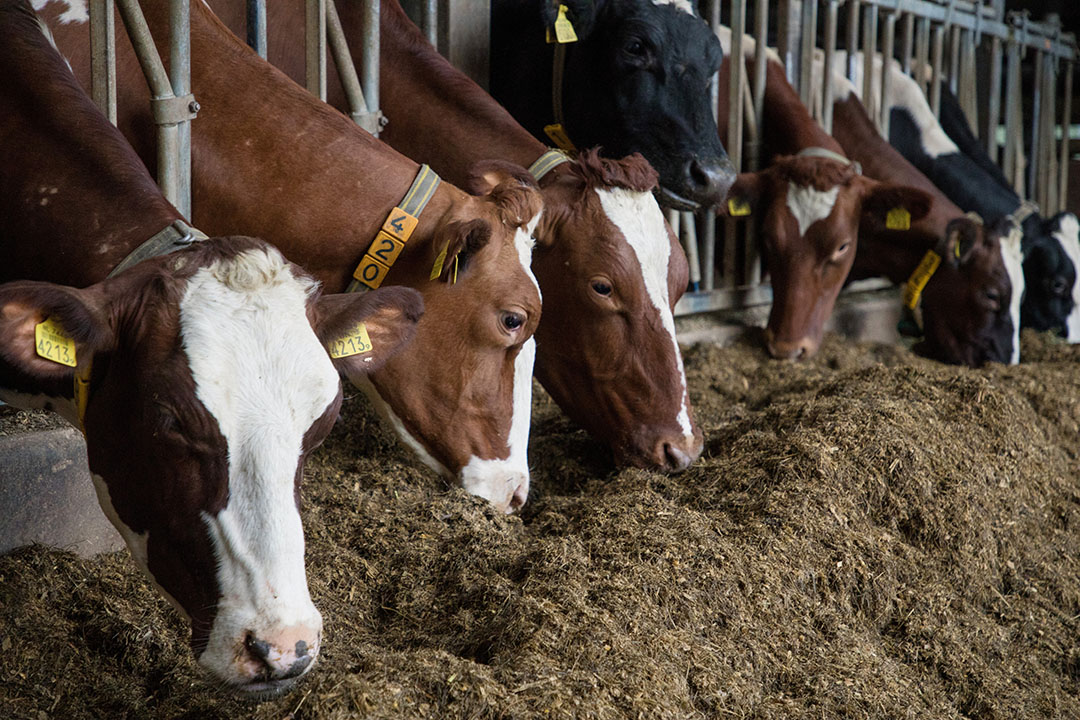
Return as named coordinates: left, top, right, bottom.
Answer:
left=797, top=146, right=862, bottom=176
left=346, top=163, right=442, bottom=293
left=77, top=218, right=208, bottom=431
left=528, top=149, right=573, bottom=182
left=545, top=36, right=577, bottom=153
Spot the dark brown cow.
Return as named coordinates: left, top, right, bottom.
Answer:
left=203, top=0, right=703, bottom=470
left=45, top=0, right=546, bottom=511
left=1, top=0, right=421, bottom=695
left=715, top=43, right=932, bottom=359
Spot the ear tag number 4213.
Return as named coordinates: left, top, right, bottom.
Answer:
left=329, top=322, right=373, bottom=359
left=35, top=318, right=77, bottom=367
left=546, top=4, right=578, bottom=43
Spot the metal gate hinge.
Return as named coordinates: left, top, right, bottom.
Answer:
left=151, top=93, right=200, bottom=125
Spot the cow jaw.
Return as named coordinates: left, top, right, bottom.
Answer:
left=180, top=247, right=335, bottom=691
left=1053, top=214, right=1080, bottom=342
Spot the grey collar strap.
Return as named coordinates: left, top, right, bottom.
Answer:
left=1013, top=200, right=1039, bottom=224
left=797, top=146, right=862, bottom=176
left=528, top=149, right=573, bottom=181
left=107, top=219, right=208, bottom=278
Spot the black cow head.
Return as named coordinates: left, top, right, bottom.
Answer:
left=548, top=0, right=735, bottom=209
left=1020, top=211, right=1080, bottom=339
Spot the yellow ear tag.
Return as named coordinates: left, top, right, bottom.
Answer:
left=328, top=322, right=373, bottom=359
left=886, top=207, right=911, bottom=230
left=35, top=318, right=77, bottom=367
left=545, top=4, right=578, bottom=43
left=430, top=243, right=448, bottom=281
left=543, top=123, right=577, bottom=153
left=728, top=197, right=751, bottom=217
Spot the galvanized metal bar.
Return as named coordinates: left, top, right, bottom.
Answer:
left=360, top=0, right=380, bottom=131
left=901, top=12, right=914, bottom=74
left=1059, top=60, right=1074, bottom=214
left=90, top=0, right=117, bottom=125
left=1029, top=49, right=1043, bottom=202
left=880, top=11, right=896, bottom=137
left=822, top=0, right=839, bottom=132
left=929, top=23, right=944, bottom=117
left=914, top=16, right=930, bottom=93
left=306, top=0, right=327, bottom=101
left=169, top=0, right=192, bottom=219
left=115, top=0, right=182, bottom=208
left=948, top=24, right=960, bottom=95
left=701, top=212, right=716, bottom=292
left=422, top=0, right=437, bottom=46
left=986, top=35, right=1003, bottom=162
left=326, top=0, right=377, bottom=133
left=682, top=211, right=702, bottom=291
left=1002, top=37, right=1022, bottom=193
left=777, top=0, right=801, bottom=88
left=799, top=0, right=819, bottom=108
left=246, top=0, right=267, bottom=59
left=957, top=28, right=977, bottom=131
left=1041, top=54, right=1057, bottom=212
left=725, top=0, right=746, bottom=290
left=751, top=0, right=768, bottom=161
left=862, top=3, right=878, bottom=124
left=846, top=0, right=861, bottom=83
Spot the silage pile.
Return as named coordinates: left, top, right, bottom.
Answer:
left=1, top=331, right=1078, bottom=719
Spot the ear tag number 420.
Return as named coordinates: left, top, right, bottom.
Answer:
left=546, top=4, right=578, bottom=43
left=329, top=322, right=373, bottom=359
left=35, top=318, right=77, bottom=367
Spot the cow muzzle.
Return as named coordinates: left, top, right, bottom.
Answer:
left=460, top=460, right=531, bottom=513
left=764, top=328, right=820, bottom=360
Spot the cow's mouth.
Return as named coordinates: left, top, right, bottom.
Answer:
left=656, top=186, right=702, bottom=212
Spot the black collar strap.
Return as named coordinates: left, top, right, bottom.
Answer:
left=544, top=6, right=578, bottom=153
left=107, top=219, right=207, bottom=278
left=347, top=163, right=441, bottom=293
left=528, top=148, right=573, bottom=181
left=797, top=146, right=862, bottom=176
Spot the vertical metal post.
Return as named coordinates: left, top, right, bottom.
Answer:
left=360, top=0, right=380, bottom=133
left=861, top=3, right=878, bottom=122
left=914, top=16, right=930, bottom=94
left=777, top=0, right=801, bottom=88
left=701, top=213, right=716, bottom=292
left=901, top=12, right=914, bottom=75
left=929, top=24, right=944, bottom=117
left=948, top=25, right=961, bottom=95
left=246, top=0, right=267, bottom=58
left=986, top=36, right=1003, bottom=163
left=846, top=0, right=860, bottom=83
left=306, top=0, right=327, bottom=101
left=682, top=211, right=701, bottom=291
left=169, top=0, right=192, bottom=219
left=1059, top=60, right=1074, bottom=214
left=326, top=0, right=378, bottom=133
left=1041, top=54, right=1057, bottom=212
left=725, top=0, right=746, bottom=289
left=1029, top=50, right=1044, bottom=202
left=879, top=12, right=896, bottom=137
left=422, top=0, right=437, bottom=46
left=1002, top=38, right=1023, bottom=194
left=751, top=0, right=768, bottom=169
left=822, top=0, right=839, bottom=133
left=90, top=0, right=117, bottom=125
left=799, top=0, right=818, bottom=107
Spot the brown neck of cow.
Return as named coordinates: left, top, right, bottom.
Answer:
left=0, top=1, right=181, bottom=287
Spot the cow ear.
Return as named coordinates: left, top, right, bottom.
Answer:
left=313, top=287, right=424, bottom=377
left=721, top=172, right=764, bottom=217
left=942, top=217, right=981, bottom=267
left=0, top=281, right=114, bottom=388
left=429, top=219, right=492, bottom=283
left=466, top=160, right=537, bottom=197
left=860, top=183, right=933, bottom=229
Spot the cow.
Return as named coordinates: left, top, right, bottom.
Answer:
left=44, top=0, right=547, bottom=512
left=935, top=84, right=1080, bottom=341
left=823, top=65, right=1023, bottom=366
left=2, top=0, right=421, bottom=695
left=713, top=38, right=933, bottom=359
left=202, top=0, right=703, bottom=472
left=489, top=0, right=736, bottom=210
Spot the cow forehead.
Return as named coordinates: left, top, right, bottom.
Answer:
left=785, top=182, right=841, bottom=237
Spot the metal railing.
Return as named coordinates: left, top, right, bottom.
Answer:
left=674, top=0, right=1078, bottom=318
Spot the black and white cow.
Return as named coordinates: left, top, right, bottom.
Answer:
left=490, top=0, right=735, bottom=210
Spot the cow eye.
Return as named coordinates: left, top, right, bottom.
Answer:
left=500, top=310, right=525, bottom=333
left=984, top=289, right=1001, bottom=309
left=1051, top=278, right=1068, bottom=296
left=591, top=280, right=613, bottom=296
left=625, top=38, right=647, bottom=57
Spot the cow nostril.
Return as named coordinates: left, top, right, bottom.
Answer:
left=244, top=632, right=271, bottom=662
left=663, top=442, right=693, bottom=472
left=295, top=640, right=309, bottom=658
left=508, top=482, right=528, bottom=512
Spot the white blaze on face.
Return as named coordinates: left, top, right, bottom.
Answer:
left=596, top=187, right=694, bottom=440
left=1052, top=214, right=1080, bottom=342
left=1000, top=224, right=1025, bottom=364
left=652, top=0, right=694, bottom=15
left=31, top=0, right=88, bottom=24
left=179, top=247, right=338, bottom=681
left=786, top=183, right=840, bottom=237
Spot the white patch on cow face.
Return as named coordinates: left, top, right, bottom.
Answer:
left=595, top=187, right=694, bottom=441
left=786, top=183, right=840, bottom=237
left=652, top=0, right=694, bottom=14
left=517, top=212, right=543, bottom=298
left=180, top=247, right=336, bottom=684
left=1000, top=226, right=1025, bottom=365
left=459, top=337, right=535, bottom=512
left=32, top=0, right=88, bottom=24
left=1052, top=214, right=1080, bottom=342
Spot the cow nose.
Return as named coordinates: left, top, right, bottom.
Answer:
left=652, top=432, right=704, bottom=473
left=504, top=473, right=530, bottom=514
left=241, top=628, right=317, bottom=682
left=766, top=333, right=819, bottom=361
left=683, top=156, right=735, bottom=206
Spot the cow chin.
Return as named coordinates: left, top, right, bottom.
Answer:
left=460, top=457, right=530, bottom=514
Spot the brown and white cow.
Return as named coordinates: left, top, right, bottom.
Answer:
left=202, top=0, right=702, bottom=471
left=43, top=0, right=546, bottom=511
left=3, top=0, right=421, bottom=695
left=715, top=42, right=932, bottom=359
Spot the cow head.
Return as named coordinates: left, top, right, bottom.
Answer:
left=1020, top=211, right=1080, bottom=341
left=355, top=175, right=545, bottom=513
left=550, top=0, right=734, bottom=209
left=917, top=217, right=1023, bottom=366
left=0, top=237, right=422, bottom=697
left=726, top=155, right=933, bottom=359
left=524, top=150, right=703, bottom=471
